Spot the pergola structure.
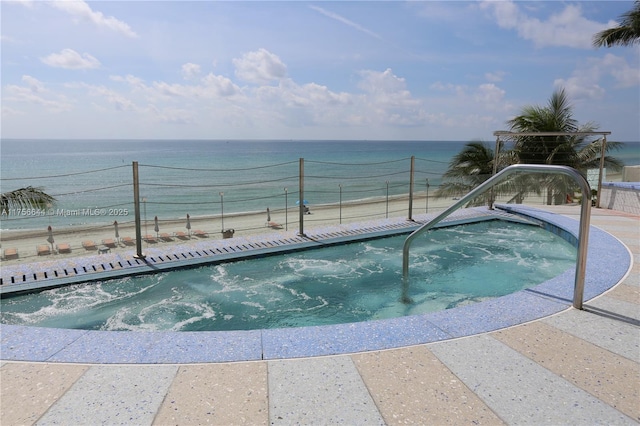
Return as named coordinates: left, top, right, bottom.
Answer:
left=492, top=131, right=612, bottom=207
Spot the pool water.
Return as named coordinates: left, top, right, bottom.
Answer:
left=0, top=220, right=577, bottom=331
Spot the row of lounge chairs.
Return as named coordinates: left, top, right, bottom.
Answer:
left=143, top=230, right=208, bottom=243
left=1, top=230, right=211, bottom=261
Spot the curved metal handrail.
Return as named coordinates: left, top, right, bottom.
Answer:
left=402, top=164, right=591, bottom=309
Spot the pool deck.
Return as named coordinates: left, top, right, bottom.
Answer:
left=1, top=205, right=638, bottom=425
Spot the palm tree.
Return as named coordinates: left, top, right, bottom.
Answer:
left=507, top=88, right=623, bottom=204
left=435, top=142, right=500, bottom=205
left=1, top=186, right=56, bottom=215
left=593, top=1, right=640, bottom=47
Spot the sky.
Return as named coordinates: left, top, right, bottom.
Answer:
left=1, top=1, right=639, bottom=142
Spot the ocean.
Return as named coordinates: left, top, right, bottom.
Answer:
left=1, top=139, right=638, bottom=232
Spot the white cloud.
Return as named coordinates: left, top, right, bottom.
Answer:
left=110, top=74, right=146, bottom=90
left=9, top=0, right=33, bottom=8
left=149, top=106, right=195, bottom=125
left=152, top=81, right=193, bottom=99
left=481, top=1, right=616, bottom=49
left=358, top=68, right=419, bottom=107
left=41, top=49, right=100, bottom=70
left=2, top=105, right=24, bottom=116
left=50, top=0, right=137, bottom=38
left=182, top=63, right=201, bottom=80
left=600, top=53, right=640, bottom=88
left=555, top=53, right=640, bottom=101
left=21, top=75, right=46, bottom=93
left=80, top=83, right=140, bottom=112
left=429, top=82, right=468, bottom=97
left=3, top=75, right=73, bottom=112
left=233, top=48, right=287, bottom=84
left=485, top=71, right=506, bottom=83
left=474, top=83, right=506, bottom=105
left=201, top=73, right=241, bottom=98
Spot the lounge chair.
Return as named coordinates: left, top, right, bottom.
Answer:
left=82, top=240, right=97, bottom=250
left=143, top=235, right=157, bottom=243
left=121, top=236, right=134, bottom=246
left=102, top=238, right=117, bottom=248
left=56, top=243, right=72, bottom=253
left=193, top=230, right=208, bottom=238
left=159, top=232, right=173, bottom=242
left=174, top=231, right=189, bottom=240
left=37, top=245, right=51, bottom=256
left=3, top=248, right=18, bottom=260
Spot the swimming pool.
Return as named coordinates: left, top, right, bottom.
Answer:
left=0, top=206, right=631, bottom=363
left=1, top=220, right=577, bottom=331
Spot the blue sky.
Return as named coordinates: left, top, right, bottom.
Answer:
left=2, top=1, right=638, bottom=141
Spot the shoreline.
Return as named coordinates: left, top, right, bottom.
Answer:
left=0, top=193, right=418, bottom=240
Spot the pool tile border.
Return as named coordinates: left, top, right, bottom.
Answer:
left=0, top=206, right=631, bottom=363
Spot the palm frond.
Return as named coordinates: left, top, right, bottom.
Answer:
left=593, top=1, right=640, bottom=47
left=1, top=187, right=56, bottom=214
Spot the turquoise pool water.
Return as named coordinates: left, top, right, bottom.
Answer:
left=0, top=220, right=577, bottom=331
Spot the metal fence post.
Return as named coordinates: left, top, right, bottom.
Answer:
left=132, top=161, right=145, bottom=259
left=299, top=158, right=305, bottom=236
left=408, top=156, right=415, bottom=221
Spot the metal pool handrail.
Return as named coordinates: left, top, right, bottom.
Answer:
left=402, top=164, right=592, bottom=309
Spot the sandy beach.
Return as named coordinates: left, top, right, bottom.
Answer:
left=0, top=191, right=560, bottom=267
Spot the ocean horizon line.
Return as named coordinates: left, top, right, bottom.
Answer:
left=3, top=138, right=640, bottom=143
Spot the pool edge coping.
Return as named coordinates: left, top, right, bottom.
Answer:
left=0, top=205, right=631, bottom=364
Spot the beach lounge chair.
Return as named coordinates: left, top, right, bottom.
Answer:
left=102, top=238, right=117, bottom=248
left=143, top=235, right=157, bottom=243
left=3, top=248, right=18, bottom=260
left=174, top=231, right=189, bottom=240
left=82, top=240, right=97, bottom=250
left=193, top=230, right=208, bottom=238
left=37, top=245, right=51, bottom=256
left=121, top=236, right=134, bottom=246
left=159, top=232, right=173, bottom=242
left=267, top=221, right=283, bottom=229
left=56, top=243, right=71, bottom=253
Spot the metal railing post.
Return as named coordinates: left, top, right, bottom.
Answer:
left=402, top=164, right=591, bottom=309
left=132, top=161, right=145, bottom=259
left=596, top=136, right=607, bottom=208
left=299, top=158, right=305, bottom=237
left=408, top=156, right=415, bottom=221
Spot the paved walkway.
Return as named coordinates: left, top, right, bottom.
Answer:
left=1, top=206, right=638, bottom=425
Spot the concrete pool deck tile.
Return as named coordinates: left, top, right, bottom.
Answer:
left=542, top=305, right=640, bottom=362
left=35, top=365, right=177, bottom=425
left=261, top=315, right=451, bottom=359
left=0, top=324, right=88, bottom=362
left=0, top=362, right=89, bottom=425
left=428, top=334, right=636, bottom=425
left=492, top=321, right=640, bottom=422
left=352, top=346, right=505, bottom=425
left=587, top=295, right=640, bottom=322
left=268, top=356, right=385, bottom=425
left=605, top=283, right=640, bottom=304
left=153, top=363, right=269, bottom=425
